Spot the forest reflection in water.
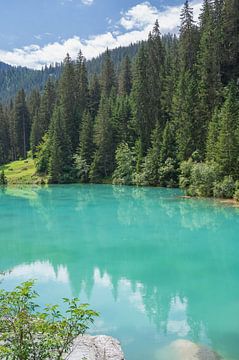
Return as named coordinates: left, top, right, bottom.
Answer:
left=0, top=185, right=239, bottom=360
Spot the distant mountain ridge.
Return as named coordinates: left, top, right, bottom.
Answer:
left=0, top=42, right=141, bottom=102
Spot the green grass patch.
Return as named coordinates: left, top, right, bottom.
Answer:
left=0, top=159, right=47, bottom=185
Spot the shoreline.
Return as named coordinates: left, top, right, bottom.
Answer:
left=2, top=181, right=239, bottom=208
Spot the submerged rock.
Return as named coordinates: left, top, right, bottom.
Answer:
left=156, top=339, right=222, bottom=360
left=66, top=335, right=125, bottom=360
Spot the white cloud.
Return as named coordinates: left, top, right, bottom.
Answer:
left=81, top=0, right=94, bottom=5
left=0, top=1, right=202, bottom=69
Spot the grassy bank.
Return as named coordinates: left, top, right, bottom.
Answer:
left=0, top=159, right=47, bottom=185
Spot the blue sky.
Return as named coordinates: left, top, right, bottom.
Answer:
left=0, top=0, right=202, bottom=68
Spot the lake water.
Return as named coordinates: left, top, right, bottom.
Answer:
left=0, top=185, right=239, bottom=359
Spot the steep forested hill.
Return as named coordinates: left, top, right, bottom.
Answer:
left=0, top=43, right=141, bottom=102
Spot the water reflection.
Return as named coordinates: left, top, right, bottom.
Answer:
left=0, top=185, right=239, bottom=359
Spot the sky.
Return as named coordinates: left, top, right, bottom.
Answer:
left=0, top=0, right=202, bottom=69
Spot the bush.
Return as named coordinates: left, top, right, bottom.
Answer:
left=0, top=170, right=7, bottom=186
left=113, top=143, right=135, bottom=185
left=73, top=154, right=90, bottom=183
left=213, top=176, right=235, bottom=198
left=35, top=134, right=50, bottom=175
left=0, top=281, right=98, bottom=360
left=234, top=190, right=239, bottom=202
left=159, top=158, right=178, bottom=188
left=179, top=158, right=194, bottom=190
left=180, top=160, right=220, bottom=197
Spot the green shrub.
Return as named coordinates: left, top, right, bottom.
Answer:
left=180, top=160, right=220, bottom=197
left=113, top=142, right=135, bottom=185
left=73, top=154, right=90, bottom=183
left=0, top=170, right=7, bottom=186
left=159, top=158, right=178, bottom=188
left=179, top=158, right=194, bottom=190
left=0, top=281, right=98, bottom=360
left=35, top=134, right=51, bottom=175
left=213, top=176, right=235, bottom=198
left=234, top=190, right=239, bottom=202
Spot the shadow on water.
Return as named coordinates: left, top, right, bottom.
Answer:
left=0, top=184, right=239, bottom=359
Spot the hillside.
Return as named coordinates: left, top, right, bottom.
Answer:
left=0, top=42, right=141, bottom=102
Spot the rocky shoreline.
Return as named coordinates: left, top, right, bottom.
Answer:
left=66, top=337, right=223, bottom=360
left=66, top=335, right=125, bottom=360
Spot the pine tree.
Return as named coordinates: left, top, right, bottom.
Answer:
left=197, top=0, right=222, bottom=150
left=90, top=97, right=114, bottom=181
left=118, top=55, right=132, bottom=97
left=76, top=51, right=89, bottom=121
left=206, top=107, right=221, bottom=162
left=179, top=0, right=199, bottom=72
left=112, top=96, right=132, bottom=145
left=89, top=74, right=101, bottom=119
left=30, top=80, right=56, bottom=155
left=101, top=49, right=116, bottom=97
left=27, top=89, right=40, bottom=124
left=160, top=121, right=177, bottom=163
left=0, top=104, right=10, bottom=164
left=221, top=0, right=239, bottom=84
left=0, top=170, right=7, bottom=186
left=147, top=20, right=165, bottom=130
left=173, top=70, right=199, bottom=161
left=14, top=89, right=30, bottom=159
left=48, top=106, right=72, bottom=183
left=216, top=82, right=239, bottom=177
left=60, top=54, right=78, bottom=153
left=78, top=110, right=94, bottom=165
left=131, top=45, right=151, bottom=156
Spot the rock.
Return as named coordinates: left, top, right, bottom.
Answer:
left=155, top=339, right=223, bottom=360
left=65, top=335, right=125, bottom=360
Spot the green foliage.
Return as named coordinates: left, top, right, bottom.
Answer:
left=0, top=170, right=7, bottom=186
left=48, top=106, right=73, bottom=184
left=35, top=134, right=51, bottom=175
left=180, top=160, right=220, bottom=197
left=234, top=190, right=239, bottom=202
left=0, top=281, right=98, bottom=360
left=159, top=158, right=178, bottom=188
left=113, top=142, right=135, bottom=185
left=73, top=154, right=90, bottom=183
left=216, top=82, right=239, bottom=178
left=213, top=176, right=235, bottom=199
left=0, top=5, right=239, bottom=196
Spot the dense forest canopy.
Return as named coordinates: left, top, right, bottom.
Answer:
left=0, top=0, right=239, bottom=199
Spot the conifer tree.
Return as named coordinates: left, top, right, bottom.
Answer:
left=118, top=55, right=132, bottom=97
left=14, top=89, right=30, bottom=159
left=147, top=20, right=165, bottom=130
left=131, top=45, right=151, bottom=156
left=89, top=74, right=101, bottom=119
left=76, top=51, right=89, bottom=121
left=90, top=97, right=114, bottom=181
left=222, top=0, right=239, bottom=83
left=78, top=110, right=94, bottom=165
left=179, top=0, right=199, bottom=72
left=101, top=49, right=116, bottom=97
left=48, top=106, right=72, bottom=183
left=206, top=107, right=221, bottom=162
left=197, top=0, right=222, bottom=149
left=30, top=79, right=56, bottom=155
left=60, top=54, right=78, bottom=153
left=0, top=104, right=10, bottom=164
left=27, top=89, right=40, bottom=124
left=216, top=82, right=239, bottom=178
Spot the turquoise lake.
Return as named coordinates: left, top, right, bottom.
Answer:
left=0, top=185, right=239, bottom=359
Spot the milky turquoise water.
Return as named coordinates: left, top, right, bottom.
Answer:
left=0, top=185, right=239, bottom=359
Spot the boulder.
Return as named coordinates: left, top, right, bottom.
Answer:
left=66, top=335, right=125, bottom=360
left=156, top=339, right=222, bottom=360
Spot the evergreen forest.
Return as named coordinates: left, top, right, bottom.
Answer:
left=0, top=0, right=239, bottom=200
